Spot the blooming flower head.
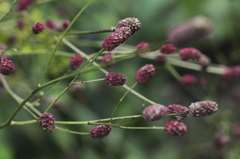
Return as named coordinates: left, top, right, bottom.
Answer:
left=90, top=125, right=112, bottom=139
left=115, top=17, right=141, bottom=35
left=70, top=54, right=84, bottom=70
left=159, top=44, right=176, bottom=54
left=32, top=22, right=44, bottom=34
left=164, top=121, right=187, bottom=136
left=142, top=104, right=168, bottom=121
left=135, top=42, right=149, bottom=54
left=105, top=73, right=126, bottom=86
left=135, top=64, right=156, bottom=84
left=189, top=100, right=218, bottom=117
left=181, top=74, right=197, bottom=86
left=180, top=48, right=202, bottom=61
left=38, top=113, right=56, bottom=132
left=0, top=59, right=15, bottom=76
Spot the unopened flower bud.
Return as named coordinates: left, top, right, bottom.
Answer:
left=38, top=113, right=56, bottom=132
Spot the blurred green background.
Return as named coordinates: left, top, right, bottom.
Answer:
left=1, top=0, right=240, bottom=158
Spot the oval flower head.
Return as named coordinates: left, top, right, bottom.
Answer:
left=135, top=64, right=156, bottom=84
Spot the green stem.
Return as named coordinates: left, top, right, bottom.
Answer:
left=11, top=120, right=37, bottom=125
left=118, top=126, right=164, bottom=130
left=39, top=0, right=94, bottom=85
left=110, top=82, right=138, bottom=123
left=55, top=126, right=89, bottom=135
left=74, top=78, right=105, bottom=85
left=0, top=0, right=18, bottom=23
left=55, top=115, right=143, bottom=125
left=67, top=29, right=113, bottom=35
left=164, top=64, right=181, bottom=80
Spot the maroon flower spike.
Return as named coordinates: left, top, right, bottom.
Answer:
left=102, top=27, right=132, bottom=51
left=135, top=64, right=156, bottom=84
left=142, top=104, right=168, bottom=121
left=189, top=100, right=218, bottom=117
left=38, top=113, right=56, bottom=132
left=115, top=17, right=141, bottom=35
left=180, top=48, right=202, bottom=61
left=32, top=22, right=44, bottom=34
left=160, top=44, right=176, bottom=54
left=90, top=125, right=112, bottom=139
left=70, top=54, right=84, bottom=70
left=181, top=74, right=197, bottom=86
left=102, top=54, right=114, bottom=63
left=17, top=0, right=35, bottom=11
left=45, top=20, right=56, bottom=29
left=164, top=121, right=187, bottom=136
left=105, top=73, right=126, bottom=86
left=62, top=20, right=70, bottom=29
left=0, top=59, right=15, bottom=76
left=167, top=104, right=189, bottom=121
left=214, top=132, right=230, bottom=149
left=135, top=42, right=149, bottom=54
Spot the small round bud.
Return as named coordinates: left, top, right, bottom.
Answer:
left=135, top=42, right=149, bottom=54
left=62, top=20, right=70, bottom=29
left=102, top=27, right=132, bottom=51
left=105, top=73, right=126, bottom=86
left=32, top=22, right=44, bottom=34
left=90, top=125, right=112, bottom=139
left=38, top=113, right=56, bottom=132
left=189, top=100, right=218, bottom=117
left=142, top=104, right=168, bottom=121
left=102, top=54, right=114, bottom=64
left=167, top=104, right=189, bottom=121
left=180, top=48, right=202, bottom=61
left=70, top=54, right=84, bottom=70
left=135, top=64, right=156, bottom=84
left=159, top=44, right=176, bottom=54
left=164, top=121, right=187, bottom=136
left=0, top=59, right=15, bottom=76
left=116, top=17, right=141, bottom=34
left=181, top=74, right=197, bottom=86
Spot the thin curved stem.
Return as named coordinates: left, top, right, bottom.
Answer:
left=0, top=0, right=18, bottom=23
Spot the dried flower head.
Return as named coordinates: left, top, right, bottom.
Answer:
left=167, top=104, right=189, bottom=121
left=164, top=121, right=187, bottom=136
left=102, top=27, right=132, bottom=51
left=38, top=113, right=56, bottom=132
left=70, top=54, right=84, bottom=70
left=90, top=125, right=112, bottom=139
left=135, top=64, right=156, bottom=84
left=181, top=74, right=197, bottom=86
left=135, top=42, right=149, bottom=54
left=180, top=48, right=202, bottom=61
left=0, top=59, right=15, bottom=76
left=189, top=100, right=218, bottom=117
left=32, top=22, right=44, bottom=34
left=142, top=104, right=168, bottom=121
left=167, top=16, right=213, bottom=46
left=105, top=73, right=126, bottom=86
left=115, top=17, right=141, bottom=34
left=160, top=44, right=176, bottom=54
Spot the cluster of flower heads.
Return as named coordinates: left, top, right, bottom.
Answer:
left=102, top=17, right=141, bottom=51
left=142, top=100, right=218, bottom=136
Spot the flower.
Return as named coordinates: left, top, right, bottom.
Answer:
left=142, top=104, right=168, bottom=121
left=135, top=42, right=149, bottom=54
left=164, top=121, right=187, bottom=136
left=0, top=59, right=15, bottom=76
left=45, top=19, right=56, bottom=29
left=105, top=73, right=126, bottom=86
left=62, top=20, right=70, bottom=29
left=115, top=17, right=141, bottom=34
left=102, top=27, right=132, bottom=51
left=32, top=22, right=44, bottom=34
left=189, top=100, right=218, bottom=117
left=70, top=54, right=84, bottom=70
left=102, top=54, right=114, bottom=64
left=167, top=104, right=189, bottom=121
left=159, top=44, right=176, bottom=54
left=135, top=64, right=155, bottom=84
left=38, top=113, right=56, bottom=132
left=181, top=74, right=197, bottom=86
left=90, top=125, right=112, bottom=139
left=180, top=48, right=202, bottom=61
left=17, top=0, right=35, bottom=11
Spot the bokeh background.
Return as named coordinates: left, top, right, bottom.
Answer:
left=1, top=0, right=240, bottom=158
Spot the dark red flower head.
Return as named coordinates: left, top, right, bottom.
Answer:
left=90, top=125, right=112, bottom=139
left=105, top=73, right=126, bottom=86
left=135, top=42, right=149, bottom=54
left=38, top=113, right=56, bottom=132
left=32, top=22, right=44, bottom=34
left=17, top=0, right=35, bottom=11
left=70, top=54, right=84, bottom=70
left=62, top=20, right=70, bottom=29
left=167, top=104, right=189, bottom=121
left=102, top=54, right=114, bottom=64
left=160, top=44, right=176, bottom=54
left=180, top=48, right=202, bottom=61
left=181, top=74, right=197, bottom=86
left=164, top=121, right=187, bottom=136
left=135, top=64, right=156, bottom=84
left=0, top=59, right=15, bottom=76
